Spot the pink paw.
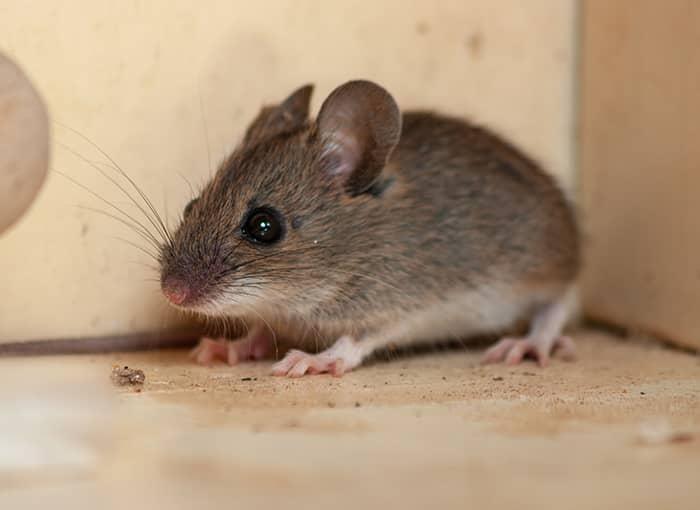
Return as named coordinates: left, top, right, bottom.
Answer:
left=190, top=328, right=272, bottom=366
left=271, top=350, right=346, bottom=377
left=481, top=335, right=576, bottom=367
left=271, top=336, right=363, bottom=377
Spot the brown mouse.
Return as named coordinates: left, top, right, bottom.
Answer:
left=159, top=80, right=580, bottom=377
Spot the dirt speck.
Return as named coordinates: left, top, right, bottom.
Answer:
left=111, top=365, right=145, bottom=386
left=415, top=21, right=430, bottom=35
left=465, top=31, right=483, bottom=58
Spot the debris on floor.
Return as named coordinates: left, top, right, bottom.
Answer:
left=110, top=365, right=145, bottom=386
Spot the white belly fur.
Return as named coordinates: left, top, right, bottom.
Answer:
left=382, top=283, right=571, bottom=347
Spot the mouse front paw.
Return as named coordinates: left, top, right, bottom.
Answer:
left=190, top=326, right=273, bottom=366
left=271, top=336, right=364, bottom=377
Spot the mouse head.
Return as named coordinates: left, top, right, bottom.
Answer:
left=159, top=80, right=402, bottom=318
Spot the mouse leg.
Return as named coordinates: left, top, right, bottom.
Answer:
left=271, top=335, right=373, bottom=377
left=481, top=294, right=576, bottom=367
left=190, top=325, right=273, bottom=366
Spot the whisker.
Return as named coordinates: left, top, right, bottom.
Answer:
left=74, top=203, right=161, bottom=249
left=223, top=246, right=322, bottom=275
left=58, top=172, right=162, bottom=249
left=53, top=120, right=174, bottom=246
left=56, top=141, right=170, bottom=245
left=126, top=260, right=160, bottom=272
left=178, top=171, right=196, bottom=199
left=240, top=305, right=278, bottom=356
left=162, top=188, right=171, bottom=238
left=112, top=236, right=160, bottom=262
left=198, top=85, right=213, bottom=176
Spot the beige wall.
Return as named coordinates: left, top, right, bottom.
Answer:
left=0, top=0, right=577, bottom=341
left=580, top=0, right=700, bottom=350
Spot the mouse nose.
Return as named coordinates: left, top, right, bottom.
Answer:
left=162, top=279, right=191, bottom=305
left=164, top=287, right=188, bottom=305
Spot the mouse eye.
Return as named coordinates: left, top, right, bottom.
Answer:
left=243, top=207, right=283, bottom=244
left=183, top=198, right=198, bottom=217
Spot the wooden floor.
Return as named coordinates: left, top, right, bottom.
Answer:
left=1, top=330, right=699, bottom=509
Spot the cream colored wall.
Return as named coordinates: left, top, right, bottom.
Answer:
left=0, top=0, right=577, bottom=341
left=580, top=0, right=700, bottom=350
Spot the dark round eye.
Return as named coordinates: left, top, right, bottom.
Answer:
left=183, top=198, right=198, bottom=217
left=243, top=208, right=283, bottom=244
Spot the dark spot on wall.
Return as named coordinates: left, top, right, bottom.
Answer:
left=415, top=21, right=430, bottom=35
left=81, top=223, right=89, bottom=236
left=465, top=31, right=484, bottom=59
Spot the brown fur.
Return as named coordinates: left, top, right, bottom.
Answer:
left=159, top=81, right=580, bottom=348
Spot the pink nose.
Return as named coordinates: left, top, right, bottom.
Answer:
left=162, top=282, right=190, bottom=305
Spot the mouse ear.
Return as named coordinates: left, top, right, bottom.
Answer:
left=243, top=84, right=314, bottom=145
left=317, top=80, right=401, bottom=194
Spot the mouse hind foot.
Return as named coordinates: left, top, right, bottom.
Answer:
left=190, top=325, right=274, bottom=366
left=481, top=334, right=576, bottom=367
left=481, top=289, right=577, bottom=367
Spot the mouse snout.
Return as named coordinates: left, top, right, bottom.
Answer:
left=163, top=285, right=188, bottom=305
left=161, top=278, right=196, bottom=306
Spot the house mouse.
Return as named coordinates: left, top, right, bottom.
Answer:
left=158, top=79, right=580, bottom=377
